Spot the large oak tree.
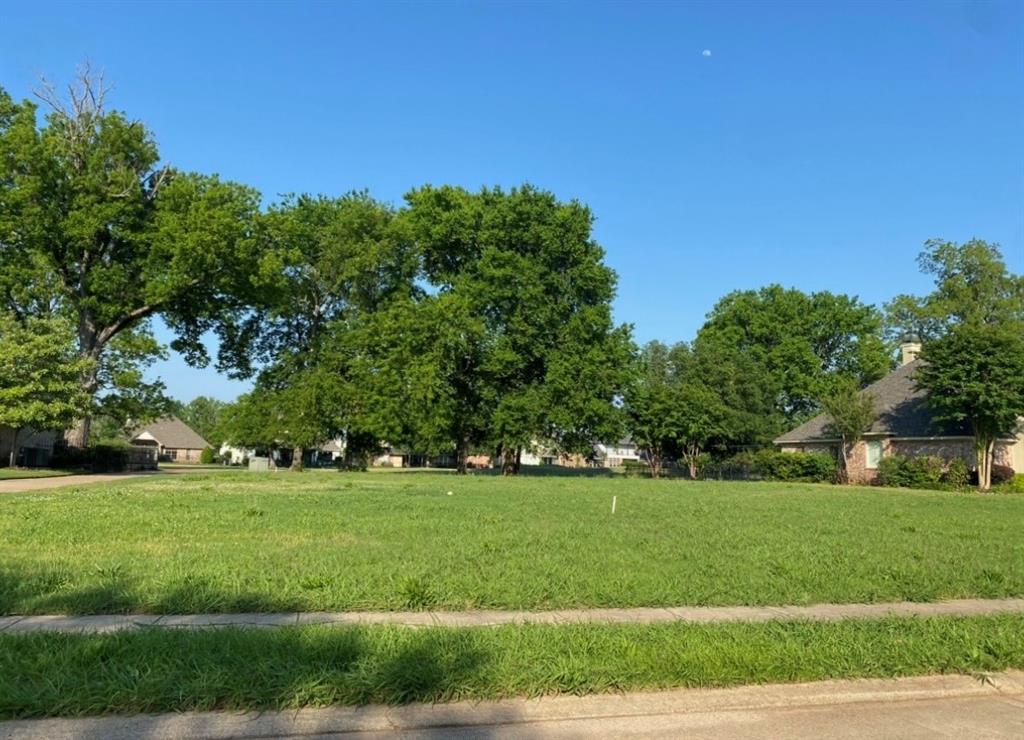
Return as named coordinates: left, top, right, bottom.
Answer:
left=0, top=72, right=260, bottom=446
left=386, top=184, right=632, bottom=474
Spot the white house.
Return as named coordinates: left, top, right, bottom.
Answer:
left=593, top=438, right=641, bottom=467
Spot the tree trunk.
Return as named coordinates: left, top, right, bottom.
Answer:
left=65, top=324, right=102, bottom=449
left=977, top=437, right=994, bottom=492
left=649, top=452, right=662, bottom=479
left=501, top=445, right=517, bottom=476
left=455, top=436, right=468, bottom=475
left=838, top=441, right=851, bottom=485
left=291, top=446, right=304, bottom=471
left=686, top=442, right=700, bottom=480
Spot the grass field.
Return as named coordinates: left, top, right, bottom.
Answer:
left=0, top=468, right=73, bottom=480
left=1, top=614, right=1021, bottom=718
left=1, top=471, right=1021, bottom=615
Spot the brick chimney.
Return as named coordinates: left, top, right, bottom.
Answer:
left=900, top=332, right=922, bottom=365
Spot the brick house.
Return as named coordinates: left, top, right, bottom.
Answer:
left=130, top=417, right=210, bottom=463
left=775, top=339, right=1024, bottom=483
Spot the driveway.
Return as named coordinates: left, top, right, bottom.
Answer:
left=0, top=472, right=157, bottom=494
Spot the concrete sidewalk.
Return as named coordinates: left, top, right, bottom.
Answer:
left=3, top=597, right=1023, bottom=634
left=2, top=671, right=1022, bottom=739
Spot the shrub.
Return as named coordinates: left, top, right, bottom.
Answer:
left=51, top=443, right=131, bottom=473
left=941, top=457, right=970, bottom=489
left=621, top=459, right=651, bottom=478
left=991, top=464, right=1016, bottom=486
left=199, top=447, right=215, bottom=464
left=700, top=450, right=836, bottom=483
left=994, top=474, right=1024, bottom=494
left=751, top=449, right=837, bottom=483
left=877, top=455, right=946, bottom=489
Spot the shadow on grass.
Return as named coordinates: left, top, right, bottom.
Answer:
left=0, top=568, right=311, bottom=616
left=0, top=625, right=502, bottom=724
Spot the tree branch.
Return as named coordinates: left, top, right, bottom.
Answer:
left=96, top=304, right=161, bottom=346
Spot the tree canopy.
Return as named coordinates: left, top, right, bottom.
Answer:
left=0, top=73, right=260, bottom=446
left=0, top=314, right=89, bottom=465
left=693, top=285, right=890, bottom=445
left=885, top=238, right=1024, bottom=342
left=390, top=184, right=632, bottom=473
left=916, top=325, right=1024, bottom=491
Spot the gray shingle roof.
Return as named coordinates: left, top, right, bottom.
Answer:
left=131, top=417, right=211, bottom=450
left=774, top=359, right=970, bottom=444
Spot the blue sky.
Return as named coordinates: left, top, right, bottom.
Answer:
left=2, top=0, right=1022, bottom=401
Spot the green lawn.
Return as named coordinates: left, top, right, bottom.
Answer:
left=0, top=468, right=73, bottom=480
left=1, top=471, right=1022, bottom=614
left=1, top=615, right=1021, bottom=718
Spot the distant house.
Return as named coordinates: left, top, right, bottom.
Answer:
left=593, top=438, right=641, bottom=467
left=219, top=442, right=255, bottom=465
left=131, top=417, right=210, bottom=463
left=775, top=338, right=1024, bottom=483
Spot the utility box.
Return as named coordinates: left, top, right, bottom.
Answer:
left=248, top=456, right=270, bottom=472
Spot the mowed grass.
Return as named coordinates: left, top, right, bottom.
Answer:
left=0, top=468, right=73, bottom=480
left=1, top=471, right=1022, bottom=614
left=1, top=615, right=1022, bottom=718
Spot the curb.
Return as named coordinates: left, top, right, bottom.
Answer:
left=2, top=671, right=1022, bottom=739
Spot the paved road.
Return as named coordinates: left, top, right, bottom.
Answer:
left=3, top=597, right=1024, bottom=633
left=2, top=671, right=1021, bottom=739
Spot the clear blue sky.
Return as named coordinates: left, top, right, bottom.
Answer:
left=2, top=0, right=1022, bottom=401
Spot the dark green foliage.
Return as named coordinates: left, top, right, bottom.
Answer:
left=876, top=456, right=946, bottom=490
left=365, top=184, right=632, bottom=473
left=875, top=455, right=973, bottom=491
left=694, top=285, right=890, bottom=446
left=0, top=75, right=261, bottom=446
left=885, top=239, right=1024, bottom=343
left=820, top=378, right=877, bottom=482
left=0, top=314, right=90, bottom=465
left=749, top=450, right=837, bottom=482
left=624, top=341, right=735, bottom=478
left=703, top=450, right=837, bottom=483
left=199, top=448, right=215, bottom=465
left=916, top=324, right=1024, bottom=490
left=49, top=442, right=131, bottom=473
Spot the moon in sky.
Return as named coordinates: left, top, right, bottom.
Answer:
left=702, top=49, right=712, bottom=57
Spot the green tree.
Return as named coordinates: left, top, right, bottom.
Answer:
left=401, top=184, right=631, bottom=474
left=624, top=342, right=679, bottom=478
left=0, top=71, right=260, bottom=447
left=915, top=325, right=1024, bottom=491
left=695, top=285, right=890, bottom=443
left=885, top=239, right=1024, bottom=342
left=349, top=292, right=491, bottom=474
left=0, top=315, right=90, bottom=466
left=171, top=396, right=229, bottom=450
left=221, top=192, right=414, bottom=469
left=625, top=341, right=737, bottom=479
left=821, top=378, right=877, bottom=482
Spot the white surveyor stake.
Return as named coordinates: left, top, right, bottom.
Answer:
left=611, top=495, right=617, bottom=514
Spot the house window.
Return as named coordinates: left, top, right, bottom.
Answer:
left=865, top=440, right=883, bottom=469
